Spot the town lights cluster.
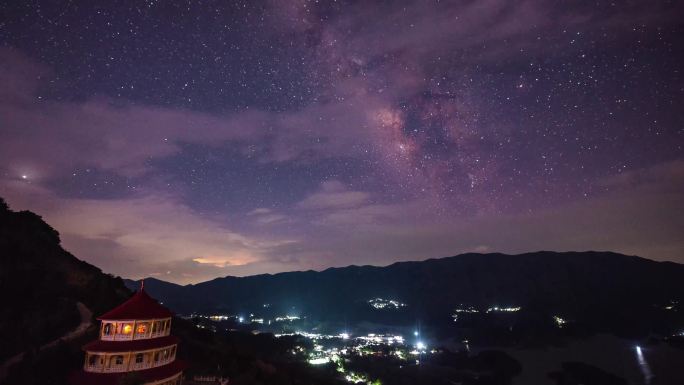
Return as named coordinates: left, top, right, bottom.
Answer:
left=191, top=313, right=301, bottom=325
left=277, top=331, right=429, bottom=384
left=553, top=315, right=567, bottom=328
left=452, top=304, right=521, bottom=322
left=486, top=306, right=521, bottom=313
left=367, top=298, right=407, bottom=310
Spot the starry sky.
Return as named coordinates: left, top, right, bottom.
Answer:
left=1, top=0, right=683, bottom=284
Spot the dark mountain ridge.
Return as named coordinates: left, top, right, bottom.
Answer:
left=2, top=196, right=683, bottom=384
left=129, top=251, right=684, bottom=337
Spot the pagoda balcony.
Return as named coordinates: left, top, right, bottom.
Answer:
left=99, top=318, right=172, bottom=341
left=100, top=328, right=171, bottom=341
left=130, top=357, right=174, bottom=371
left=100, top=333, right=136, bottom=342
left=71, top=360, right=186, bottom=385
left=84, top=352, right=176, bottom=373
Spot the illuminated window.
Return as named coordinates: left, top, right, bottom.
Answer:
left=137, top=324, right=147, bottom=334
left=122, top=324, right=132, bottom=334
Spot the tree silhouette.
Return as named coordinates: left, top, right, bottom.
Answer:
left=0, top=196, right=9, bottom=212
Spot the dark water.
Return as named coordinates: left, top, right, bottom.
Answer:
left=496, top=334, right=684, bottom=385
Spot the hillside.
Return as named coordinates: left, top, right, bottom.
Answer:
left=0, top=198, right=347, bottom=385
left=3, top=194, right=683, bottom=384
left=0, top=197, right=131, bottom=362
left=130, top=251, right=684, bottom=337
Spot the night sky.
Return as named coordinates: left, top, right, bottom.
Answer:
left=1, top=1, right=682, bottom=284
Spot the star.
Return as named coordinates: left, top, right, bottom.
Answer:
left=0, top=0, right=681, bottom=282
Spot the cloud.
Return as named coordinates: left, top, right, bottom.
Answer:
left=272, top=161, right=684, bottom=268
left=0, top=178, right=299, bottom=284
left=2, top=116, right=682, bottom=284
left=248, top=208, right=273, bottom=216
left=599, top=160, right=684, bottom=193
left=247, top=208, right=289, bottom=225
left=297, top=180, right=371, bottom=210
left=290, top=0, right=681, bottom=71
left=1, top=1, right=682, bottom=286
left=0, top=48, right=416, bottom=182
left=0, top=50, right=265, bottom=178
left=0, top=47, right=52, bottom=102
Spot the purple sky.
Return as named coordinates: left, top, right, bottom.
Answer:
left=1, top=1, right=683, bottom=284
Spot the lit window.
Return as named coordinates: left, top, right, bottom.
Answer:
left=137, top=324, right=147, bottom=334
left=122, top=324, right=132, bottom=334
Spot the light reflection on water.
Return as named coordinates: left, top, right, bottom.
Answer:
left=635, top=346, right=653, bottom=385
left=499, top=334, right=684, bottom=385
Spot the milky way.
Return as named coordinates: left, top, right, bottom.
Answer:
left=1, top=1, right=683, bottom=283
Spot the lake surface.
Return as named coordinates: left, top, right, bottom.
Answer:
left=496, top=334, right=684, bottom=385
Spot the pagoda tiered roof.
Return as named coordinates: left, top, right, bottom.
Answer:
left=98, top=288, right=173, bottom=320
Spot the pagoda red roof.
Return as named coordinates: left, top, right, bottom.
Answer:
left=98, top=288, right=173, bottom=320
left=83, top=335, right=180, bottom=353
left=69, top=359, right=187, bottom=385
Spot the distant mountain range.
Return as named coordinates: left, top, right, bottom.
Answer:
left=126, top=251, right=684, bottom=337
left=2, top=195, right=684, bottom=384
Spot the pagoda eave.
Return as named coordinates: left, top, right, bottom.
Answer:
left=97, top=289, right=174, bottom=320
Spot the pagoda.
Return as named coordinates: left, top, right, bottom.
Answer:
left=70, top=282, right=186, bottom=385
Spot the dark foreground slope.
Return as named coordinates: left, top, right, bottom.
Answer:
left=133, top=251, right=684, bottom=337
left=0, top=198, right=346, bottom=385
left=0, top=198, right=130, bottom=361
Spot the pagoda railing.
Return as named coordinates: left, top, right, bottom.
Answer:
left=130, top=356, right=174, bottom=371
left=100, top=334, right=134, bottom=341
left=150, top=330, right=167, bottom=338
left=130, top=361, right=156, bottom=371
left=100, top=329, right=170, bottom=341
left=84, top=355, right=176, bottom=373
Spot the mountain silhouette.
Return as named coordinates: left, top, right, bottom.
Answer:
left=127, top=250, right=684, bottom=338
